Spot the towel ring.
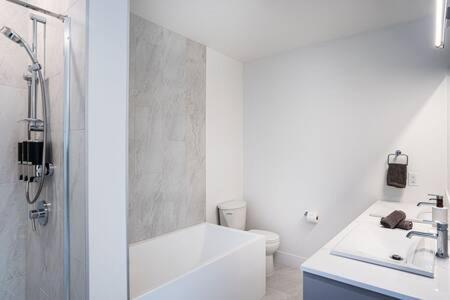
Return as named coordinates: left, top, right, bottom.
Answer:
left=387, top=150, right=408, bottom=166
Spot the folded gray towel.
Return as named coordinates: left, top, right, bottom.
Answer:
left=387, top=163, right=407, bottom=188
left=380, top=210, right=406, bottom=229
left=396, top=220, right=413, bottom=230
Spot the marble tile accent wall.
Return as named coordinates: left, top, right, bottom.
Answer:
left=129, top=14, right=206, bottom=243
left=0, top=2, right=31, bottom=299
left=0, top=183, right=27, bottom=300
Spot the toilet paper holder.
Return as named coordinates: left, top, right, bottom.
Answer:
left=304, top=210, right=319, bottom=223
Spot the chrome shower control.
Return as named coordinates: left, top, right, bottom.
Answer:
left=29, top=200, right=50, bottom=231
left=35, top=163, right=54, bottom=178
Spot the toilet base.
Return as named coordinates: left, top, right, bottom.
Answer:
left=266, top=255, right=274, bottom=277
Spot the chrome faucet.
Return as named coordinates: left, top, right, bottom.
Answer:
left=417, top=201, right=436, bottom=207
left=407, top=222, right=448, bottom=258
left=417, top=194, right=444, bottom=207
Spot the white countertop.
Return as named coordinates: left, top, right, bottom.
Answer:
left=301, top=201, right=450, bottom=300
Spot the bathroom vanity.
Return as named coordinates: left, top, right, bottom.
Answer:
left=302, top=201, right=450, bottom=300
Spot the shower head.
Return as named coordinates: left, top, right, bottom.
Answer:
left=1, top=26, right=38, bottom=65
left=1, top=26, right=23, bottom=44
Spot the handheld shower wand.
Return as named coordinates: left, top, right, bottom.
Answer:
left=1, top=26, right=37, bottom=63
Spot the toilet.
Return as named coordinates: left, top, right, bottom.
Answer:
left=218, top=200, right=280, bottom=276
left=248, top=229, right=280, bottom=276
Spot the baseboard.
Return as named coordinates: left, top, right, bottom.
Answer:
left=274, top=251, right=307, bottom=268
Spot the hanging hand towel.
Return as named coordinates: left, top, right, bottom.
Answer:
left=387, top=163, right=407, bottom=188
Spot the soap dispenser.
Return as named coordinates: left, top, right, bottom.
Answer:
left=432, top=195, right=448, bottom=225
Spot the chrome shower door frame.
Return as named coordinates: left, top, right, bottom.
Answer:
left=63, top=16, right=71, bottom=300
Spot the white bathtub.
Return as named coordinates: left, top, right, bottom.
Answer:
left=129, top=223, right=266, bottom=300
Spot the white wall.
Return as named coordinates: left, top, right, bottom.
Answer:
left=447, top=69, right=450, bottom=207
left=244, top=19, right=450, bottom=264
left=206, top=48, right=244, bottom=224
left=87, top=0, right=129, bottom=298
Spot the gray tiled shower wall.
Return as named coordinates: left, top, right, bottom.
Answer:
left=128, top=14, right=206, bottom=243
left=1, top=2, right=34, bottom=299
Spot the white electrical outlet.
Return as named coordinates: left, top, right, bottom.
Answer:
left=408, top=172, right=418, bottom=186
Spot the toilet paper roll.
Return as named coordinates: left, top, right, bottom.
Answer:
left=432, top=207, right=448, bottom=224
left=305, top=211, right=319, bottom=224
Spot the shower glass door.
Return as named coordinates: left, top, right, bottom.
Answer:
left=0, top=0, right=87, bottom=299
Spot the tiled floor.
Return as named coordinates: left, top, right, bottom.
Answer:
left=262, top=264, right=303, bottom=300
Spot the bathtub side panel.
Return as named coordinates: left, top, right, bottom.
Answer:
left=137, top=237, right=266, bottom=300
left=129, top=224, right=206, bottom=297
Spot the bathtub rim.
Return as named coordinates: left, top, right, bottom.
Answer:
left=129, top=222, right=262, bottom=248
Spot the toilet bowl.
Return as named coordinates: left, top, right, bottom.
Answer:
left=218, top=200, right=280, bottom=276
left=248, top=230, right=280, bottom=276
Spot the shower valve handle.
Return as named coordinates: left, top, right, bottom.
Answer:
left=35, top=163, right=54, bottom=179
left=29, top=200, right=50, bottom=231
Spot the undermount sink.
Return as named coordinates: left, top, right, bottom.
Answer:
left=331, top=219, right=436, bottom=277
left=416, top=210, right=432, bottom=223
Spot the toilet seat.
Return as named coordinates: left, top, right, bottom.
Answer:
left=249, top=230, right=280, bottom=244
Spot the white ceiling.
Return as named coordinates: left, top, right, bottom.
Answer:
left=131, top=0, right=433, bottom=62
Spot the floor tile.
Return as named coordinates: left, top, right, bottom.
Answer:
left=262, top=288, right=290, bottom=300
left=263, top=264, right=303, bottom=300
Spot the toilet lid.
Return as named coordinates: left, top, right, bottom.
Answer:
left=249, top=230, right=280, bottom=244
left=218, top=200, right=247, bottom=210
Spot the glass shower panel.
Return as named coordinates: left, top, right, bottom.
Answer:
left=0, top=1, right=87, bottom=299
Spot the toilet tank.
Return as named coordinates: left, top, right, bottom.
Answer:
left=218, top=200, right=247, bottom=230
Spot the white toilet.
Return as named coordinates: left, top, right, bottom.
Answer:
left=218, top=200, right=280, bottom=276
